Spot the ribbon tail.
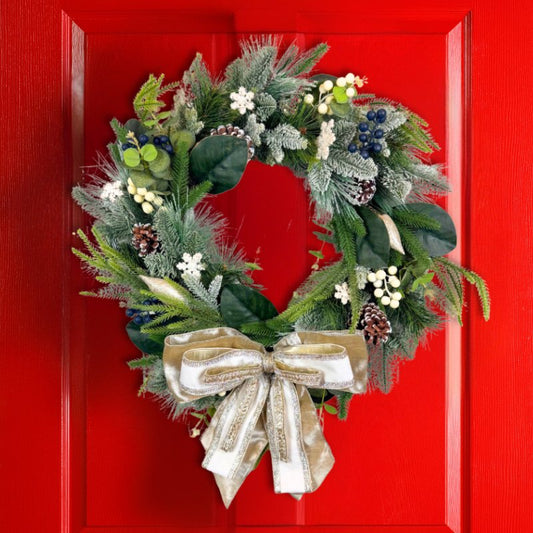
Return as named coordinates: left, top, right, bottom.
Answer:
left=200, top=376, right=270, bottom=507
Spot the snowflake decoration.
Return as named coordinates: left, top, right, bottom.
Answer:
left=334, top=282, right=351, bottom=305
left=316, top=119, right=336, bottom=160
left=100, top=181, right=123, bottom=202
left=230, top=87, right=255, bottom=115
left=176, top=252, right=206, bottom=279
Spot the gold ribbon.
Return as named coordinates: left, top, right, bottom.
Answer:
left=163, top=327, right=368, bottom=507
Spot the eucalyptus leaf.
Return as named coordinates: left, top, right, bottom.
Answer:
left=140, top=143, right=158, bottom=162
left=356, top=207, right=390, bottom=268
left=129, top=170, right=155, bottom=189
left=394, top=203, right=457, bottom=256
left=123, top=148, right=140, bottom=167
left=148, top=148, right=171, bottom=173
left=324, top=403, right=338, bottom=415
left=329, top=101, right=350, bottom=117
left=126, top=321, right=164, bottom=355
left=332, top=86, right=348, bottom=103
left=220, top=284, right=278, bottom=328
left=190, top=135, right=249, bottom=194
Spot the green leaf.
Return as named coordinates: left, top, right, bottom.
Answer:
left=129, top=170, right=155, bottom=189
left=324, top=403, right=338, bottom=415
left=332, top=86, right=348, bottom=103
left=220, top=284, right=278, bottom=328
left=157, top=111, right=171, bottom=120
left=148, top=149, right=171, bottom=173
left=170, top=129, right=195, bottom=151
left=123, top=148, right=141, bottom=167
left=245, top=262, right=263, bottom=271
left=140, top=143, right=158, bottom=162
left=394, top=204, right=456, bottom=257
left=313, top=230, right=334, bottom=244
left=355, top=207, right=390, bottom=268
left=126, top=321, right=164, bottom=355
left=190, top=135, right=249, bottom=194
left=329, top=101, right=350, bottom=117
left=143, top=119, right=157, bottom=127
left=412, top=271, right=435, bottom=291
left=309, top=250, right=324, bottom=259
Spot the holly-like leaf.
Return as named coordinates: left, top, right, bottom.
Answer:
left=123, top=148, right=141, bottom=167
left=356, top=207, right=390, bottom=268
left=190, top=135, right=249, bottom=194
left=395, top=204, right=457, bottom=257
left=220, top=284, right=278, bottom=328
left=126, top=321, right=164, bottom=355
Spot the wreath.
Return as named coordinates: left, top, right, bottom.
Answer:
left=73, top=37, right=489, bottom=506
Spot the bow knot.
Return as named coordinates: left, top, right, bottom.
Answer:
left=163, top=327, right=368, bottom=507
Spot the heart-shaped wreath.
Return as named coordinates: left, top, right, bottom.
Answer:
left=73, top=37, right=489, bottom=506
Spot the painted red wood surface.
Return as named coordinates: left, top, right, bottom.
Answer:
left=1, top=2, right=532, bottom=532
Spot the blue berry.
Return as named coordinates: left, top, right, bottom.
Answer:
left=139, top=134, right=149, bottom=145
left=358, top=122, right=369, bottom=132
left=142, top=314, right=152, bottom=324
left=359, top=134, right=368, bottom=142
left=376, top=109, right=387, bottom=119
left=125, top=308, right=136, bottom=317
left=366, top=110, right=376, bottom=121
left=133, top=315, right=144, bottom=325
left=348, top=143, right=358, bottom=153
left=372, top=142, right=382, bottom=152
left=163, top=144, right=174, bottom=154
left=376, top=116, right=386, bottom=124
left=121, top=143, right=133, bottom=150
left=360, top=149, right=370, bottom=159
left=159, top=135, right=169, bottom=143
left=374, top=129, right=384, bottom=139
left=153, top=136, right=161, bottom=145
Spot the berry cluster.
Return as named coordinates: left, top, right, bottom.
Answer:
left=153, top=135, right=174, bottom=155
left=122, top=134, right=150, bottom=151
left=348, top=109, right=387, bottom=159
left=367, top=266, right=403, bottom=309
left=126, top=298, right=159, bottom=325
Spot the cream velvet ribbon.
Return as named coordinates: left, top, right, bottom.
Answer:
left=163, top=327, right=368, bottom=507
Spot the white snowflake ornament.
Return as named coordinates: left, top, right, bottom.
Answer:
left=176, top=252, right=206, bottom=279
left=230, top=87, right=255, bottom=115
left=100, top=181, right=123, bottom=202
left=334, top=282, right=351, bottom=305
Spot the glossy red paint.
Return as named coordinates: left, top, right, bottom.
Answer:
left=1, top=2, right=532, bottom=532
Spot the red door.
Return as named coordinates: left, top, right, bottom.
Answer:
left=1, top=2, right=532, bottom=532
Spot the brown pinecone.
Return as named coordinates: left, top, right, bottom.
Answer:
left=359, top=302, right=391, bottom=345
left=132, top=223, right=160, bottom=257
left=352, top=179, right=376, bottom=205
left=210, top=124, right=255, bottom=160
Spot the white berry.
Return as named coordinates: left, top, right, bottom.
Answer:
left=389, top=299, right=400, bottom=309
left=317, top=103, right=329, bottom=114
left=133, top=194, right=143, bottom=203
left=376, top=270, right=386, bottom=280
left=304, top=94, right=314, bottom=104
left=336, top=76, right=346, bottom=87
left=392, top=292, right=402, bottom=301
left=142, top=202, right=154, bottom=214
left=127, top=185, right=137, bottom=194
left=323, top=80, right=334, bottom=91
left=374, top=288, right=384, bottom=298
left=367, top=272, right=377, bottom=283
left=144, top=191, right=155, bottom=202
left=389, top=277, right=401, bottom=288
left=373, top=280, right=383, bottom=288
left=325, top=95, right=334, bottom=104
left=381, top=296, right=391, bottom=306
left=388, top=266, right=398, bottom=275
left=346, top=87, right=355, bottom=97
left=345, top=72, right=355, bottom=84
left=153, top=196, right=164, bottom=206
left=136, top=187, right=147, bottom=196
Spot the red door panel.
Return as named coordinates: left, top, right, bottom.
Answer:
left=1, top=2, right=532, bottom=533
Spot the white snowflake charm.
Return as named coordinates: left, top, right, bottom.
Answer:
left=230, top=87, right=255, bottom=115
left=100, top=181, right=123, bottom=202
left=334, top=282, right=351, bottom=305
left=316, top=119, right=336, bottom=160
left=176, top=252, right=206, bottom=279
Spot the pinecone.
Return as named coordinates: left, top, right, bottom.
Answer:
left=359, top=302, right=391, bottom=345
left=352, top=179, right=376, bottom=205
left=210, top=124, right=255, bottom=160
left=132, top=223, right=160, bottom=257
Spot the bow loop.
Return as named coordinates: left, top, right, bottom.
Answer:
left=163, top=327, right=369, bottom=508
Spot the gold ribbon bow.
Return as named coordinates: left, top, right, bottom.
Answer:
left=163, top=327, right=368, bottom=507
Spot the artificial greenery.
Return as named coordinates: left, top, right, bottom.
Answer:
left=73, top=37, right=489, bottom=424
